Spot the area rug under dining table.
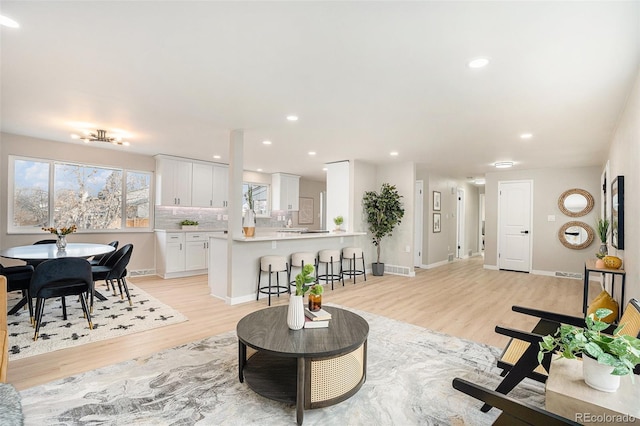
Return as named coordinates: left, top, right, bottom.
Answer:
left=19, top=306, right=544, bottom=425
left=7, top=283, right=188, bottom=360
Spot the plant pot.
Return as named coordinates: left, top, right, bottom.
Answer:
left=372, top=262, right=384, bottom=276
left=308, top=293, right=322, bottom=312
left=583, top=355, right=620, bottom=392
left=595, top=258, right=605, bottom=269
left=287, top=295, right=305, bottom=330
left=598, top=243, right=608, bottom=256
left=181, top=225, right=198, bottom=230
left=243, top=209, right=256, bottom=238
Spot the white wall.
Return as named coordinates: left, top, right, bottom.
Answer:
left=484, top=165, right=602, bottom=275
left=607, top=70, right=640, bottom=303
left=326, top=161, right=350, bottom=231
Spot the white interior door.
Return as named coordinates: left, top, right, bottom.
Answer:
left=498, top=181, right=532, bottom=272
left=414, top=181, right=424, bottom=266
left=456, top=189, right=465, bottom=258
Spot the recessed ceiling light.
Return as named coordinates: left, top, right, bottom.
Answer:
left=494, top=161, right=514, bottom=169
left=390, top=151, right=399, bottom=156
left=213, top=155, right=221, bottom=159
left=0, top=15, right=20, bottom=28
left=520, top=133, right=533, bottom=139
left=322, top=167, right=328, bottom=171
left=257, top=168, right=263, bottom=172
left=474, top=178, right=486, bottom=185
left=467, top=57, right=490, bottom=69
left=308, top=151, right=316, bottom=156
left=286, top=115, right=298, bottom=122
left=262, top=140, right=272, bottom=145
left=70, top=134, right=80, bottom=139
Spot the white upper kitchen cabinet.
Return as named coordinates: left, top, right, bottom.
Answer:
left=272, top=173, right=300, bottom=211
left=191, top=162, right=228, bottom=208
left=156, top=156, right=193, bottom=206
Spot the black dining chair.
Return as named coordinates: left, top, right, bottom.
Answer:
left=91, top=244, right=134, bottom=307
left=30, top=257, right=94, bottom=341
left=90, top=241, right=119, bottom=266
left=1, top=263, right=35, bottom=321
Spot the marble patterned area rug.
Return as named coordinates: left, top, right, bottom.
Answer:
left=7, top=283, right=188, bottom=361
left=19, top=307, right=544, bottom=425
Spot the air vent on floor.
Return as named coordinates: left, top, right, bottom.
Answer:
left=448, top=254, right=454, bottom=262
left=383, top=264, right=411, bottom=276
left=555, top=271, right=583, bottom=279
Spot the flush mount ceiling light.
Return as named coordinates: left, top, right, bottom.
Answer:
left=308, top=151, right=316, bottom=156
left=494, top=161, right=514, bottom=169
left=474, top=178, right=486, bottom=185
left=257, top=168, right=263, bottom=172
left=71, top=129, right=130, bottom=146
left=0, top=15, right=20, bottom=28
left=520, top=133, right=533, bottom=139
left=213, top=155, right=221, bottom=159
left=262, top=140, right=272, bottom=145
left=467, top=57, right=490, bottom=69
left=286, top=115, right=298, bottom=122
left=390, top=151, right=399, bottom=156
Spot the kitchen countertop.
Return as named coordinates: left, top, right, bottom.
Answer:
left=154, top=228, right=227, bottom=233
left=209, top=230, right=366, bottom=242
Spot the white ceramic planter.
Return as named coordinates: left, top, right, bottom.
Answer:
left=287, top=294, right=305, bottom=330
left=583, top=355, right=621, bottom=392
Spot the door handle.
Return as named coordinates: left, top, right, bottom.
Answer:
left=521, top=230, right=529, bottom=234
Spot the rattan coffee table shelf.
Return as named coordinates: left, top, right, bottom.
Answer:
left=237, top=305, right=369, bottom=425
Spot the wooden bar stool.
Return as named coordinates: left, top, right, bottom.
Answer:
left=288, top=252, right=318, bottom=289
left=257, top=255, right=289, bottom=306
left=342, top=247, right=366, bottom=284
left=317, top=249, right=344, bottom=290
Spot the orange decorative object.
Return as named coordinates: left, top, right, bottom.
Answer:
left=603, top=256, right=622, bottom=270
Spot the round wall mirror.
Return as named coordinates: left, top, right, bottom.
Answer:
left=558, top=221, right=594, bottom=250
left=558, top=188, right=594, bottom=217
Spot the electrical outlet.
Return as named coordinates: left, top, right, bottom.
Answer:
left=222, top=215, right=228, bottom=220
left=548, top=215, right=556, bottom=222
left=405, top=245, right=411, bottom=253
left=217, top=214, right=222, bottom=220
left=340, top=237, right=344, bottom=243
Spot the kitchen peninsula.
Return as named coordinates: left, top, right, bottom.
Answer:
left=208, top=230, right=367, bottom=304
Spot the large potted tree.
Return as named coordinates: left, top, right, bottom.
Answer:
left=362, top=183, right=405, bottom=276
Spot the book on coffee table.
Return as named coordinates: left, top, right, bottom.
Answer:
left=304, top=317, right=329, bottom=328
left=304, top=307, right=332, bottom=321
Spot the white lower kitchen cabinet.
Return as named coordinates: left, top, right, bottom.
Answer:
left=156, top=231, right=213, bottom=278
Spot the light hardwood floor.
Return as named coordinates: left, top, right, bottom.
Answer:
left=7, top=255, right=600, bottom=391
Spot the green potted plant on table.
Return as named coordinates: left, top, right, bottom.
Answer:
left=288, top=264, right=317, bottom=330
left=538, top=308, right=640, bottom=392
left=333, top=215, right=344, bottom=232
left=595, top=218, right=610, bottom=261
left=362, top=183, right=405, bottom=276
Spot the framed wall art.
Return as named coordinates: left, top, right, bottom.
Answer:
left=433, top=213, right=441, bottom=233
left=298, top=197, right=314, bottom=225
left=611, top=176, right=624, bottom=249
left=433, top=191, right=441, bottom=211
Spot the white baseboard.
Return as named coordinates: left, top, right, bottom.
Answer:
left=483, top=264, right=499, bottom=271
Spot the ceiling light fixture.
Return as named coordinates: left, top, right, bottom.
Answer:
left=520, top=133, right=533, bottom=139
left=0, top=15, right=20, bottom=28
left=286, top=115, right=298, bottom=121
left=308, top=151, right=316, bottom=156
left=390, top=151, right=399, bottom=156
left=474, top=178, right=486, bottom=185
left=322, top=167, right=328, bottom=172
left=213, top=155, right=221, bottom=159
left=494, top=161, right=514, bottom=169
left=467, top=57, right=489, bottom=69
left=262, top=140, right=272, bottom=145
left=71, top=129, right=130, bottom=146
left=257, top=168, right=263, bottom=172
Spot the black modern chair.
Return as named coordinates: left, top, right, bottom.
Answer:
left=452, top=378, right=580, bottom=425
left=91, top=244, right=134, bottom=307
left=26, top=239, right=58, bottom=269
left=90, top=240, right=119, bottom=266
left=1, top=263, right=35, bottom=320
left=482, top=299, right=640, bottom=412
left=30, top=258, right=94, bottom=341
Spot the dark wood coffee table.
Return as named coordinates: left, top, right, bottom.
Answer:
left=237, top=305, right=369, bottom=425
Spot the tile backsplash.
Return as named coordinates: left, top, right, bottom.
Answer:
left=154, top=206, right=291, bottom=230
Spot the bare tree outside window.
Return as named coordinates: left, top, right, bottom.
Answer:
left=13, top=159, right=50, bottom=228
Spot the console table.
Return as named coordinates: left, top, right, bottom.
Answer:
left=236, top=305, right=369, bottom=425
left=546, top=358, right=640, bottom=425
left=582, top=259, right=626, bottom=317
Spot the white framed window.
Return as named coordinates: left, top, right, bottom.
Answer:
left=8, top=155, right=152, bottom=233
left=242, top=182, right=269, bottom=216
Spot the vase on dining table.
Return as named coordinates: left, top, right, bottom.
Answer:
left=56, top=235, right=67, bottom=250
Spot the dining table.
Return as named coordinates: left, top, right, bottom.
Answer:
left=1, top=243, right=116, bottom=311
